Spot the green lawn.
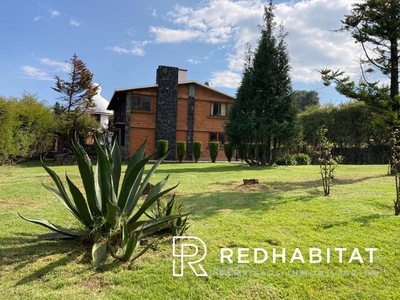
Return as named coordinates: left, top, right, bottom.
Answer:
left=0, top=162, right=399, bottom=299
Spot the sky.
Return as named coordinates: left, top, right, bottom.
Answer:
left=1, top=0, right=366, bottom=106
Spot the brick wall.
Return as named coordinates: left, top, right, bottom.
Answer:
left=126, top=79, right=233, bottom=161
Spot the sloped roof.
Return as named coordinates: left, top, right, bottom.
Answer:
left=108, top=81, right=234, bottom=110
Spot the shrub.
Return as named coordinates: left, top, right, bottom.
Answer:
left=275, top=154, right=295, bottom=165
left=224, top=142, right=234, bottom=162
left=157, top=140, right=169, bottom=159
left=209, top=142, right=220, bottom=163
left=176, top=141, right=186, bottom=163
left=18, top=138, right=186, bottom=267
left=296, top=153, right=311, bottom=165
left=317, top=126, right=339, bottom=196
left=193, top=141, right=202, bottom=162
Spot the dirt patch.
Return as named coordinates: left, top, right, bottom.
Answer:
left=234, top=183, right=271, bottom=192
left=80, top=275, right=111, bottom=292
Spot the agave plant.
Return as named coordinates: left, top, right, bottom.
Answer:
left=144, top=195, right=190, bottom=236
left=18, top=138, right=185, bottom=266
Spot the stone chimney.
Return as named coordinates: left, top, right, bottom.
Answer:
left=155, top=65, right=179, bottom=160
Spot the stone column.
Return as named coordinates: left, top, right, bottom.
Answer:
left=124, top=92, right=131, bottom=160
left=155, top=66, right=179, bottom=160
left=187, top=83, right=196, bottom=160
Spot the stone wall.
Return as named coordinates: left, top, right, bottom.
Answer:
left=155, top=66, right=179, bottom=160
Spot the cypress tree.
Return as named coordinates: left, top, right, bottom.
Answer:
left=226, top=1, right=299, bottom=166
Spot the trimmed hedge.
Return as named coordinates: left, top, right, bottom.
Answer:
left=176, top=141, right=186, bottom=163
left=224, top=142, right=234, bottom=162
left=209, top=142, right=220, bottom=163
left=193, top=141, right=202, bottom=162
left=157, top=140, right=169, bottom=159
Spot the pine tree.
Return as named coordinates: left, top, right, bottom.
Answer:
left=321, top=0, right=400, bottom=130
left=226, top=1, right=299, bottom=166
left=52, top=53, right=98, bottom=140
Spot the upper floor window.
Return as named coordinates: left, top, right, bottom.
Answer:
left=210, top=102, right=228, bottom=117
left=132, top=94, right=151, bottom=112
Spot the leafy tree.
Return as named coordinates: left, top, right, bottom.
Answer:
left=52, top=53, right=98, bottom=140
left=320, top=0, right=400, bottom=137
left=293, top=90, right=320, bottom=111
left=226, top=1, right=300, bottom=166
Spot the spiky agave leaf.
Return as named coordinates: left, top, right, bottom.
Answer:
left=18, top=213, right=81, bottom=238
left=70, top=138, right=102, bottom=217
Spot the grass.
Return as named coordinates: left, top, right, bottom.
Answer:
left=0, top=161, right=399, bottom=299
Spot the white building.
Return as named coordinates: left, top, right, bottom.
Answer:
left=88, top=83, right=113, bottom=128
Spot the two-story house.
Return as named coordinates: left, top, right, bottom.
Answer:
left=107, top=65, right=235, bottom=161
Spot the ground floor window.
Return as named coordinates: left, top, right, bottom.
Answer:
left=210, top=132, right=225, bottom=145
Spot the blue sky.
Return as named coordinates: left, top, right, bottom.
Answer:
left=1, top=0, right=364, bottom=106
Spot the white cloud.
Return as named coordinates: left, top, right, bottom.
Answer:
left=149, top=27, right=203, bottom=43
left=187, top=58, right=201, bottom=64
left=38, top=58, right=70, bottom=72
left=210, top=70, right=242, bottom=88
left=108, top=44, right=146, bottom=56
left=70, top=19, right=80, bottom=27
left=143, top=0, right=368, bottom=90
left=49, top=9, right=61, bottom=18
left=152, top=9, right=158, bottom=17
left=21, top=66, right=53, bottom=81
left=33, top=15, right=44, bottom=21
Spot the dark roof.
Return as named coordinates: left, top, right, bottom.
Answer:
left=107, top=81, right=235, bottom=110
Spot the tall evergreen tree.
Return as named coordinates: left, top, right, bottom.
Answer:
left=52, top=53, right=98, bottom=140
left=226, top=1, right=299, bottom=166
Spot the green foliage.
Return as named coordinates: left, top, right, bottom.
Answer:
left=223, top=142, right=234, bottom=162
left=176, top=141, right=186, bottom=163
left=300, top=102, right=389, bottom=148
left=144, top=196, right=190, bottom=236
left=390, top=128, right=400, bottom=215
left=0, top=93, right=55, bottom=164
left=293, top=90, right=320, bottom=111
left=320, top=1, right=400, bottom=131
left=209, top=142, right=220, bottom=163
left=193, top=141, right=202, bottom=162
left=225, top=3, right=300, bottom=166
left=317, top=126, right=339, bottom=196
left=157, top=140, right=169, bottom=159
left=275, top=154, right=295, bottom=165
left=18, top=138, right=186, bottom=266
left=55, top=112, right=100, bottom=146
left=295, top=153, right=311, bottom=165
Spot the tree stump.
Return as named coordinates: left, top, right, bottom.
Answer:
left=243, top=179, right=259, bottom=185
left=143, top=183, right=154, bottom=195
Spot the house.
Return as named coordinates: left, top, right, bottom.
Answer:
left=107, top=65, right=235, bottom=160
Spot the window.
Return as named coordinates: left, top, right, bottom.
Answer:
left=210, top=102, right=228, bottom=117
left=132, top=94, right=151, bottom=111
left=93, top=114, right=101, bottom=123
left=210, top=133, right=225, bottom=145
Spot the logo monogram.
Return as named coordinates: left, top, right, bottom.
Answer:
left=172, top=236, right=208, bottom=277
